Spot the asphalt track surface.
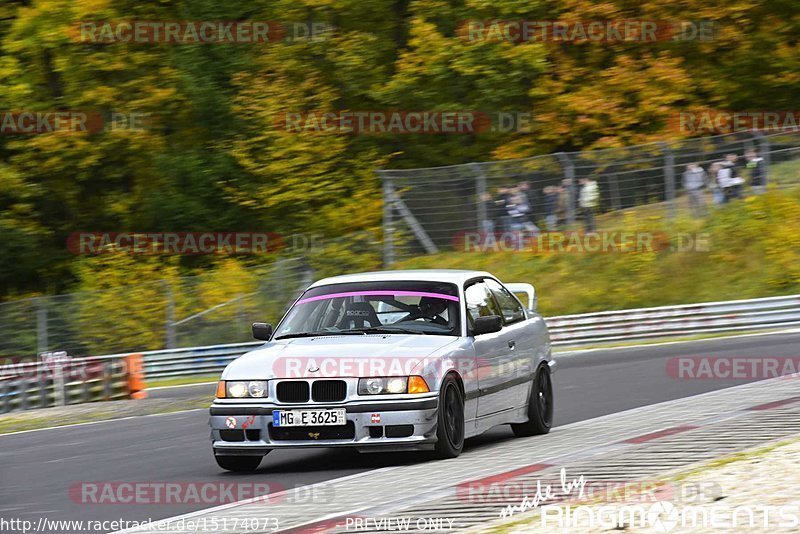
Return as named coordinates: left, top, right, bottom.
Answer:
left=2, top=332, right=799, bottom=532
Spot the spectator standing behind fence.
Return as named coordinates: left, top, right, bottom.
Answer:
left=543, top=185, right=560, bottom=230
left=709, top=162, right=724, bottom=204
left=722, top=154, right=744, bottom=200
left=506, top=186, right=539, bottom=234
left=746, top=149, right=766, bottom=194
left=579, top=177, right=599, bottom=232
left=682, top=162, right=707, bottom=217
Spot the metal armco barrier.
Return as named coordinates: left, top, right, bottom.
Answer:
left=0, top=355, right=132, bottom=414
left=547, top=294, right=800, bottom=345
left=135, top=294, right=800, bottom=378
left=3, top=294, right=798, bottom=413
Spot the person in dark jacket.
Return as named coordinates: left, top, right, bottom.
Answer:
left=543, top=185, right=561, bottom=230
left=745, top=149, right=766, bottom=194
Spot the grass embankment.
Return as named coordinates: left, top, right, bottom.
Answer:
left=397, top=187, right=800, bottom=317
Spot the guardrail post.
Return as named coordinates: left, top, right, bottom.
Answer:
left=82, top=374, right=90, bottom=403
left=556, top=152, right=577, bottom=227
left=19, top=378, right=28, bottom=411
left=54, top=361, right=66, bottom=406
left=39, top=373, right=48, bottom=408
left=0, top=380, right=9, bottom=413
left=380, top=172, right=395, bottom=266
left=102, top=360, right=113, bottom=400
left=660, top=142, right=677, bottom=219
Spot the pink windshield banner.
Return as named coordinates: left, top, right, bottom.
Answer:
left=295, top=290, right=460, bottom=306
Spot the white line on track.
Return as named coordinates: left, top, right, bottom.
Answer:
left=0, top=408, right=205, bottom=438
left=111, top=373, right=798, bottom=534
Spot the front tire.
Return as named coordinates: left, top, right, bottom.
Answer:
left=511, top=364, right=553, bottom=437
left=214, top=454, right=264, bottom=472
left=433, top=375, right=465, bottom=459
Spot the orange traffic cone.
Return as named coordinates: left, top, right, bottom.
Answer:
left=126, top=353, right=148, bottom=400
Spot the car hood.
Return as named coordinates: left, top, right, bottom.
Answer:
left=222, top=335, right=460, bottom=380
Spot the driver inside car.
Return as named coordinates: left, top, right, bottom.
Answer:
left=406, top=296, right=448, bottom=326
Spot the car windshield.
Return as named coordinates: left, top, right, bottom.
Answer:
left=275, top=281, right=461, bottom=338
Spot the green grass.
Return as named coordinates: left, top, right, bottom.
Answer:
left=146, top=374, right=220, bottom=388
left=397, top=187, right=800, bottom=317
left=0, top=396, right=211, bottom=435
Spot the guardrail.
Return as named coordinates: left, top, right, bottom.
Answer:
left=0, top=354, right=145, bottom=414
left=134, top=294, right=800, bottom=379
left=547, top=294, right=800, bottom=346
left=4, top=294, right=798, bottom=413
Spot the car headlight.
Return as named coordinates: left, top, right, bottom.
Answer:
left=217, top=380, right=268, bottom=399
left=358, top=376, right=430, bottom=395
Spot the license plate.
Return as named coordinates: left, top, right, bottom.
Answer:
left=272, top=409, right=346, bottom=427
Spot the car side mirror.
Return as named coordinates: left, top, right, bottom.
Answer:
left=252, top=322, right=273, bottom=341
left=473, top=315, right=502, bottom=336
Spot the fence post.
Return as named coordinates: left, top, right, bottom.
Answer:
left=102, top=360, right=113, bottom=400
left=39, top=372, right=48, bottom=408
left=165, top=282, right=176, bottom=349
left=470, top=163, right=488, bottom=232
left=556, top=152, right=576, bottom=226
left=753, top=131, right=770, bottom=187
left=608, top=174, right=622, bottom=210
left=380, top=172, right=396, bottom=266
left=36, top=298, right=48, bottom=354
left=660, top=142, right=677, bottom=219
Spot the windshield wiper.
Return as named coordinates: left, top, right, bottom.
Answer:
left=274, top=331, right=366, bottom=340
left=342, top=326, right=426, bottom=335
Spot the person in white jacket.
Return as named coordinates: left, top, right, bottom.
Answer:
left=682, top=162, right=707, bottom=217
left=579, top=178, right=599, bottom=231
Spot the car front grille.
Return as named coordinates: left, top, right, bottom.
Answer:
left=268, top=421, right=355, bottom=441
left=276, top=381, right=310, bottom=403
left=312, top=380, right=347, bottom=402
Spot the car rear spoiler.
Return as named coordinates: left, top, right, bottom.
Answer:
left=505, top=283, right=537, bottom=313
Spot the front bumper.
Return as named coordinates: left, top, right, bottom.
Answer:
left=209, top=395, right=439, bottom=454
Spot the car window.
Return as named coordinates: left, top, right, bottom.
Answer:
left=275, top=281, right=461, bottom=337
left=485, top=279, right=526, bottom=325
left=464, top=281, right=502, bottom=324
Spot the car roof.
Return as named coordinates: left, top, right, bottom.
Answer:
left=308, top=269, right=495, bottom=288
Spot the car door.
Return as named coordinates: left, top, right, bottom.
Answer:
left=485, top=278, right=536, bottom=409
left=465, top=280, right=517, bottom=418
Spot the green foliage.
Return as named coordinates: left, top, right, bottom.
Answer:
left=397, top=188, right=800, bottom=316
left=1, top=0, right=799, bottom=304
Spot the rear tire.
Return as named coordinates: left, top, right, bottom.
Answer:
left=511, top=364, right=553, bottom=437
left=214, top=454, right=264, bottom=472
left=433, top=375, right=465, bottom=459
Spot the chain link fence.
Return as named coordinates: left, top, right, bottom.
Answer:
left=0, top=258, right=313, bottom=359
left=3, top=131, right=800, bottom=359
left=379, top=130, right=800, bottom=262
